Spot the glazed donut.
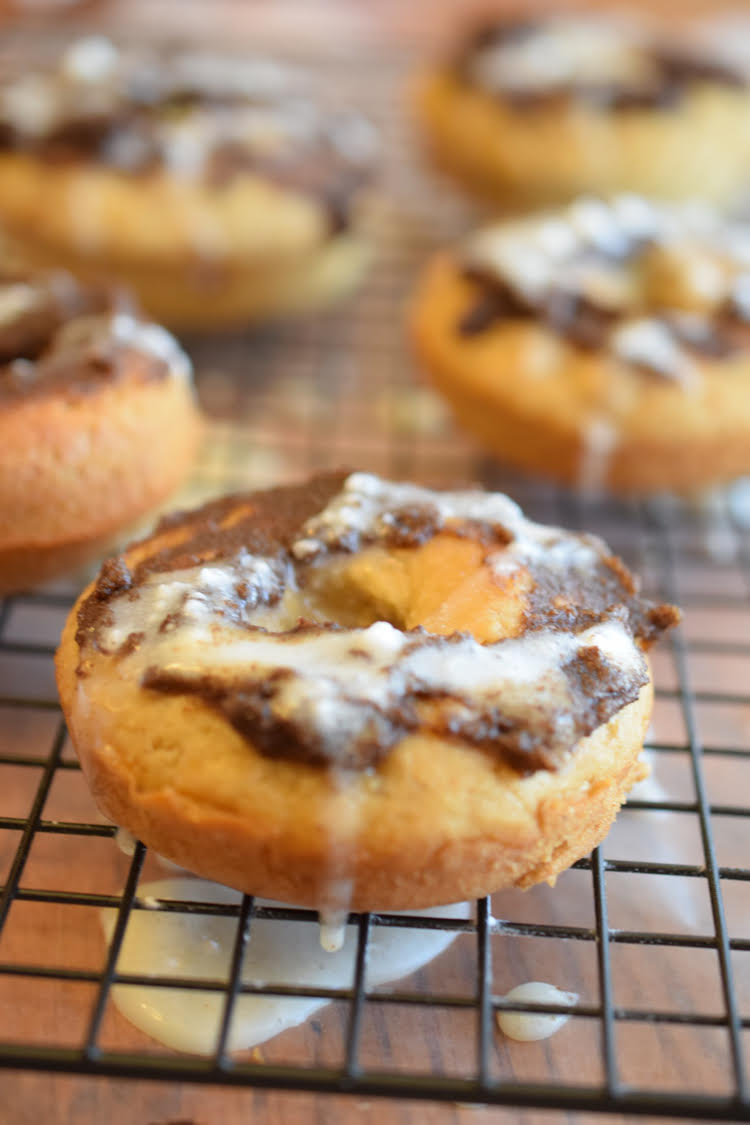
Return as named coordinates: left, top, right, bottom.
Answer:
left=56, top=471, right=678, bottom=911
left=411, top=195, right=750, bottom=495
left=414, top=14, right=750, bottom=208
left=0, top=38, right=376, bottom=328
left=0, top=263, right=201, bottom=593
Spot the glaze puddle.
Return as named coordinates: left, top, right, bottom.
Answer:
left=496, top=981, right=578, bottom=1041
left=101, top=877, right=469, bottom=1055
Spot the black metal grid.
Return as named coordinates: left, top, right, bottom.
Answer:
left=0, top=32, right=749, bottom=1122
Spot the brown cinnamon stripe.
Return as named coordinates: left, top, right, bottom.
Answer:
left=457, top=266, right=744, bottom=368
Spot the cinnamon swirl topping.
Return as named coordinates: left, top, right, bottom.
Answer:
left=76, top=473, right=678, bottom=773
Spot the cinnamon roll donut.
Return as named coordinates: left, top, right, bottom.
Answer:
left=0, top=38, right=376, bottom=328
left=56, top=472, right=678, bottom=910
left=414, top=15, right=750, bottom=207
left=0, top=263, right=200, bottom=592
left=411, top=195, right=750, bottom=494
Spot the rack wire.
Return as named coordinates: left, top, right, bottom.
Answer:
left=0, top=35, right=749, bottom=1123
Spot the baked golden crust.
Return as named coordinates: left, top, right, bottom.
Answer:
left=410, top=253, right=750, bottom=495
left=414, top=66, right=750, bottom=209
left=55, top=473, right=670, bottom=910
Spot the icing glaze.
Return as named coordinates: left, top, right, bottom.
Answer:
left=495, top=980, right=578, bottom=1041
left=461, top=16, right=747, bottom=107
left=101, top=876, right=469, bottom=1054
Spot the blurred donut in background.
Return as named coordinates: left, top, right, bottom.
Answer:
left=413, top=12, right=750, bottom=209
left=0, top=259, right=201, bottom=592
left=411, top=194, right=750, bottom=495
left=0, top=36, right=378, bottom=329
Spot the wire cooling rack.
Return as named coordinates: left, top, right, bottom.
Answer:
left=0, top=34, right=749, bottom=1124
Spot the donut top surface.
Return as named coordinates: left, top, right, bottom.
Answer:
left=0, top=264, right=190, bottom=401
left=75, top=472, right=678, bottom=774
left=459, top=195, right=750, bottom=385
left=456, top=16, right=747, bottom=110
left=0, top=37, right=377, bottom=231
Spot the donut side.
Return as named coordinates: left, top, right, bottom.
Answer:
left=56, top=601, right=651, bottom=909
left=0, top=158, right=373, bottom=327
left=413, top=67, right=750, bottom=208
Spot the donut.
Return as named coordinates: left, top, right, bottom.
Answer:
left=414, top=14, right=750, bottom=208
left=0, top=263, right=201, bottom=593
left=0, top=37, right=377, bottom=329
left=56, top=471, right=678, bottom=911
left=411, top=194, right=750, bottom=495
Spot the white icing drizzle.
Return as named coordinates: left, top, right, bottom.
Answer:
left=318, top=908, right=349, bottom=953
left=169, top=53, right=302, bottom=101
left=127, top=618, right=639, bottom=758
left=465, top=16, right=747, bottom=98
left=101, top=877, right=469, bottom=1054
left=115, top=826, right=137, bottom=856
left=467, top=18, right=651, bottom=95
left=0, top=73, right=59, bottom=137
left=578, top=417, right=620, bottom=496
left=567, top=197, right=634, bottom=258
left=61, top=36, right=119, bottom=84
left=294, top=471, right=535, bottom=559
left=687, top=487, right=739, bottom=564
left=496, top=981, right=579, bottom=1041
left=465, top=194, right=750, bottom=382
left=610, top=318, right=696, bottom=388
left=298, top=473, right=600, bottom=584
left=109, top=314, right=192, bottom=381
left=727, top=476, right=750, bottom=529
left=28, top=309, right=194, bottom=387
left=101, top=555, right=291, bottom=651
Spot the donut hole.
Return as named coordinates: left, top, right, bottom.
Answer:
left=301, top=532, right=531, bottom=642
